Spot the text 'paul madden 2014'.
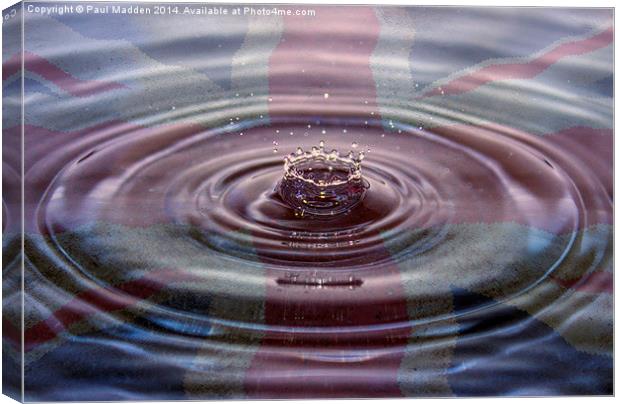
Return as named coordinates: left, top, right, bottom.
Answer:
left=24, top=3, right=316, bottom=17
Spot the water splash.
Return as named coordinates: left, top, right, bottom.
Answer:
left=277, top=140, right=369, bottom=216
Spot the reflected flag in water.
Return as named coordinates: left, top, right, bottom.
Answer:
left=2, top=3, right=612, bottom=400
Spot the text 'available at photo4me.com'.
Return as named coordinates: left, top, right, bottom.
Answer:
left=20, top=2, right=317, bottom=18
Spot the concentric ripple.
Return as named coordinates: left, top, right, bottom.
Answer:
left=37, top=100, right=595, bottom=329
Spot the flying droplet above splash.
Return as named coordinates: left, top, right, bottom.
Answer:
left=277, top=140, right=369, bottom=217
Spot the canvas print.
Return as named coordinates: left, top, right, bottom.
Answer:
left=2, top=1, right=613, bottom=401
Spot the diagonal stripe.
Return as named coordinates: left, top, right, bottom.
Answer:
left=422, top=25, right=613, bottom=98
left=551, top=271, right=612, bottom=295
left=16, top=269, right=199, bottom=352
left=4, top=52, right=127, bottom=96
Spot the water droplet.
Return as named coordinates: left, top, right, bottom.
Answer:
left=343, top=129, right=347, bottom=134
left=321, top=129, right=327, bottom=135
left=323, top=93, right=329, bottom=99
left=239, top=132, right=244, bottom=136
left=351, top=142, right=358, bottom=149
left=268, top=97, right=273, bottom=102
left=278, top=141, right=368, bottom=216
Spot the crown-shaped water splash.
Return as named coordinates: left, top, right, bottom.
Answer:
left=278, top=140, right=369, bottom=217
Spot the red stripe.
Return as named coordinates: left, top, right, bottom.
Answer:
left=244, top=7, right=411, bottom=398
left=424, top=26, right=613, bottom=97
left=2, top=316, right=22, bottom=352
left=17, top=269, right=197, bottom=352
left=3, top=51, right=127, bottom=96
left=552, top=271, right=613, bottom=294
left=19, top=120, right=610, bottom=238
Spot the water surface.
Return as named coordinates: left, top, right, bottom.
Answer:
left=1, top=3, right=613, bottom=399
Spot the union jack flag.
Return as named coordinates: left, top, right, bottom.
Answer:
left=2, top=2, right=612, bottom=400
